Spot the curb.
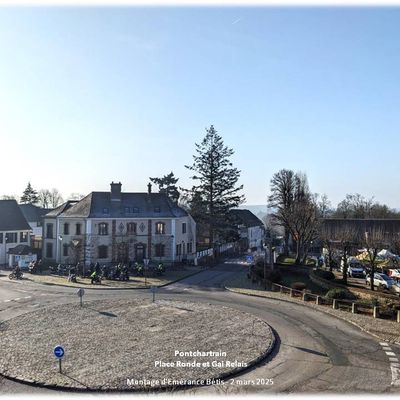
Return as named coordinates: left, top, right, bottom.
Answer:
left=0, top=301, right=277, bottom=393
left=224, top=286, right=398, bottom=344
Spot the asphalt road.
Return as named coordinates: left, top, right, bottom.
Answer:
left=0, top=261, right=399, bottom=394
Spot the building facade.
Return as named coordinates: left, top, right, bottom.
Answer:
left=0, top=200, right=32, bottom=267
left=42, top=182, right=196, bottom=266
left=229, top=209, right=265, bottom=251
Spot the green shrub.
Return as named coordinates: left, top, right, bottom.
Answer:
left=314, top=269, right=335, bottom=281
left=291, top=282, right=307, bottom=291
left=325, top=288, right=357, bottom=300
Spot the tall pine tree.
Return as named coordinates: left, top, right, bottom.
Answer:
left=185, top=125, right=245, bottom=245
left=20, top=182, right=39, bottom=204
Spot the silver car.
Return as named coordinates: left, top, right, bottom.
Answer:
left=366, top=273, right=395, bottom=290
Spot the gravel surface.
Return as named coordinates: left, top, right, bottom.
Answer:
left=0, top=299, right=273, bottom=390
left=225, top=274, right=400, bottom=344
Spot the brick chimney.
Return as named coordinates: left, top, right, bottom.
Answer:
left=110, top=181, right=122, bottom=202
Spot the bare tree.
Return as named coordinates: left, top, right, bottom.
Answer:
left=318, top=223, right=336, bottom=271
left=363, top=227, right=389, bottom=291
left=49, top=188, right=63, bottom=208
left=38, top=189, right=51, bottom=208
left=332, top=224, right=360, bottom=285
left=1, top=194, right=17, bottom=200
left=268, top=169, right=296, bottom=255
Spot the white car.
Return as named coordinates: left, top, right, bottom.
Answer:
left=366, top=273, right=395, bottom=290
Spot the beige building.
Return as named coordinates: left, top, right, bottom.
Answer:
left=42, top=182, right=196, bottom=266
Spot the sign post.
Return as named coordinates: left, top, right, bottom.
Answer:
left=53, top=345, right=65, bottom=374
left=144, top=259, right=150, bottom=287
left=77, top=288, right=85, bottom=307
left=150, top=285, right=157, bottom=302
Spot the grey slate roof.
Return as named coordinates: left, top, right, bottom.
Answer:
left=19, top=204, right=51, bottom=223
left=229, top=209, right=264, bottom=228
left=0, top=200, right=31, bottom=231
left=44, top=201, right=79, bottom=217
left=59, top=192, right=188, bottom=219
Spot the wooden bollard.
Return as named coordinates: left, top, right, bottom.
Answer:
left=316, top=296, right=321, bottom=305
left=373, top=306, right=379, bottom=319
left=280, top=286, right=283, bottom=293
left=302, top=292, right=307, bottom=301
left=397, top=310, right=400, bottom=323
left=290, top=289, right=294, bottom=297
left=332, top=299, right=338, bottom=310
left=352, top=303, right=357, bottom=314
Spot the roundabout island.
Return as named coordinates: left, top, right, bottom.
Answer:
left=0, top=299, right=275, bottom=391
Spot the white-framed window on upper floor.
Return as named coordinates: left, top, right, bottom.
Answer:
left=46, top=223, right=53, bottom=239
left=76, top=223, right=82, bottom=235
left=182, top=223, right=186, bottom=234
left=98, top=223, right=108, bottom=236
left=20, top=232, right=28, bottom=243
left=155, top=222, right=165, bottom=234
left=64, top=223, right=69, bottom=235
left=6, top=233, right=17, bottom=243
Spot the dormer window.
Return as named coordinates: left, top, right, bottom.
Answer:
left=103, top=208, right=109, bottom=214
left=154, top=207, right=161, bottom=213
left=133, top=207, right=139, bottom=213
left=124, top=207, right=131, bottom=214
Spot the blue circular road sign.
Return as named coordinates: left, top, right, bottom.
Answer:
left=54, top=345, right=65, bottom=359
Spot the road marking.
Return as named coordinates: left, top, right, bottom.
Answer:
left=383, top=347, right=392, bottom=352
left=380, top=342, right=389, bottom=346
left=386, top=352, right=396, bottom=357
left=14, top=298, right=21, bottom=301
left=3, top=300, right=11, bottom=303
left=23, top=296, right=31, bottom=299
left=389, top=357, right=399, bottom=362
left=391, top=366, right=400, bottom=386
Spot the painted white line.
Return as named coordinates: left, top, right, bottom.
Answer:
left=389, top=358, right=399, bottom=362
left=391, top=365, right=400, bottom=386
left=383, top=347, right=392, bottom=352
left=3, top=300, right=11, bottom=303
left=386, top=351, right=396, bottom=357
left=392, top=363, right=400, bottom=367
left=23, top=296, right=31, bottom=299
left=380, top=342, right=389, bottom=346
left=13, top=298, right=21, bottom=301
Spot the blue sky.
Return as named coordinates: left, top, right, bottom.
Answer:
left=1, top=7, right=399, bottom=207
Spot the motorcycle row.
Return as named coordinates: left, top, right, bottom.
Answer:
left=8, top=260, right=166, bottom=284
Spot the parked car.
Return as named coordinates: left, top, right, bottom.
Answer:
left=340, top=257, right=361, bottom=273
left=390, top=282, right=400, bottom=296
left=366, top=273, right=395, bottom=290
left=347, top=264, right=366, bottom=278
left=387, top=269, right=400, bottom=281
